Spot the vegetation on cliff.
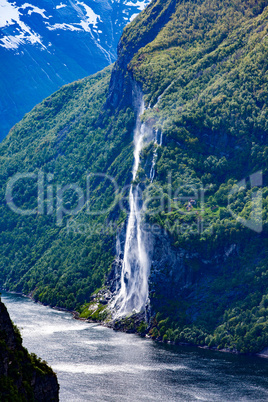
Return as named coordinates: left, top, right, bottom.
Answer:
left=0, top=66, right=133, bottom=310
left=0, top=298, right=59, bottom=401
left=0, top=0, right=268, bottom=353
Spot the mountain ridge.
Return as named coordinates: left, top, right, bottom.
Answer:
left=0, top=0, right=150, bottom=140
left=0, top=0, right=268, bottom=354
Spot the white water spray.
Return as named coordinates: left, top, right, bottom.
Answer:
left=150, top=129, right=163, bottom=182
left=112, top=101, right=152, bottom=317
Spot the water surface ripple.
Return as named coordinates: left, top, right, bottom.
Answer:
left=2, top=292, right=268, bottom=401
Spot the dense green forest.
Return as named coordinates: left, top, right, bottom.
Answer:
left=0, top=0, right=268, bottom=353
left=0, top=66, right=134, bottom=310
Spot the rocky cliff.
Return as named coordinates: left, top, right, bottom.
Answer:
left=0, top=0, right=268, bottom=354
left=80, top=0, right=268, bottom=353
left=0, top=298, right=59, bottom=401
left=106, top=0, right=177, bottom=110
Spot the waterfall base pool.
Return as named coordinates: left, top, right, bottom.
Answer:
left=1, top=291, right=268, bottom=401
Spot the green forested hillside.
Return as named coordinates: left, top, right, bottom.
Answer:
left=127, top=0, right=268, bottom=353
left=1, top=0, right=268, bottom=353
left=0, top=66, right=134, bottom=309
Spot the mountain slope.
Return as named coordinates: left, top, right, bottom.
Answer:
left=0, top=297, right=59, bottom=401
left=0, top=0, right=268, bottom=354
left=0, top=0, right=150, bottom=140
left=0, top=65, right=135, bottom=308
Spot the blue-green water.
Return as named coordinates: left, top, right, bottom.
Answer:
left=1, top=291, right=268, bottom=401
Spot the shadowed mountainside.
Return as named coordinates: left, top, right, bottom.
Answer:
left=0, top=298, right=59, bottom=401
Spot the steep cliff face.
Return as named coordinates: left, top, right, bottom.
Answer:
left=82, top=0, right=268, bottom=353
left=0, top=0, right=268, bottom=354
left=106, top=0, right=177, bottom=110
left=0, top=298, right=59, bottom=401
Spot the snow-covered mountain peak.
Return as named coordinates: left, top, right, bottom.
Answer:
left=0, top=0, right=150, bottom=50
left=0, top=0, right=150, bottom=139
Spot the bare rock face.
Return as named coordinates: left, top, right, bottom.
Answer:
left=106, top=0, right=177, bottom=111
left=0, top=298, right=59, bottom=401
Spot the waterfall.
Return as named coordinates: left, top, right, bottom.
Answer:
left=112, top=101, right=152, bottom=317
left=150, top=129, right=161, bottom=182
left=149, top=129, right=163, bottom=182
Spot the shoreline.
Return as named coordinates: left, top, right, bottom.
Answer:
left=1, top=289, right=268, bottom=360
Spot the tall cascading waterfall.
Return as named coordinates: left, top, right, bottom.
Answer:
left=112, top=100, right=154, bottom=318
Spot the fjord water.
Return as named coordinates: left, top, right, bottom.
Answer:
left=2, top=292, right=268, bottom=401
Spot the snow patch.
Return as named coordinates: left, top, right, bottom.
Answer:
left=46, top=22, right=81, bottom=32
left=124, top=1, right=150, bottom=11
left=77, top=2, right=101, bottom=29
left=20, top=3, right=49, bottom=19
left=0, top=0, right=22, bottom=28
left=56, top=3, right=67, bottom=10
left=130, top=13, right=138, bottom=22
left=0, top=0, right=45, bottom=49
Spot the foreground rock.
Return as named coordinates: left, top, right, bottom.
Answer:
left=0, top=298, right=59, bottom=401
